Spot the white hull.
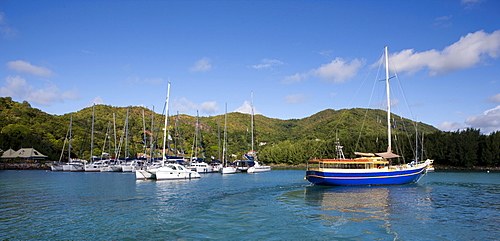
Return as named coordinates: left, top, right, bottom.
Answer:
left=195, top=166, right=214, bottom=173
left=51, top=165, right=64, bottom=171
left=247, top=166, right=271, bottom=173
left=100, top=165, right=122, bottom=172
left=156, top=170, right=201, bottom=180
left=63, top=163, right=84, bottom=172
left=156, top=164, right=201, bottom=180
left=121, top=165, right=135, bottom=172
left=189, top=162, right=214, bottom=173
left=84, top=164, right=102, bottom=172
left=212, top=164, right=222, bottom=172
left=221, top=166, right=237, bottom=174
left=136, top=169, right=156, bottom=179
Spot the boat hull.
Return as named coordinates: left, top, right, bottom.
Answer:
left=136, top=170, right=156, bottom=180
left=63, top=164, right=84, bottom=172
left=156, top=171, right=201, bottom=180
left=100, top=166, right=122, bottom=172
left=84, top=165, right=102, bottom=172
left=221, top=166, right=237, bottom=174
left=50, top=165, right=64, bottom=171
left=306, top=166, right=427, bottom=186
left=247, top=166, right=271, bottom=173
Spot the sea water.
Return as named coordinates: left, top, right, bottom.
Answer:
left=0, top=170, right=498, bottom=240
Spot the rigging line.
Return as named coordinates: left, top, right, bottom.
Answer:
left=355, top=50, right=385, bottom=152
left=389, top=56, right=419, bottom=161
left=391, top=59, right=417, bottom=128
left=309, top=50, right=384, bottom=159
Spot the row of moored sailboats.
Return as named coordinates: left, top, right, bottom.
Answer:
left=51, top=83, right=271, bottom=179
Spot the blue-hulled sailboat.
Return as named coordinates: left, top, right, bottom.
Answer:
left=305, top=46, right=433, bottom=186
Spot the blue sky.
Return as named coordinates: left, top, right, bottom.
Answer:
left=1, top=0, right=500, bottom=134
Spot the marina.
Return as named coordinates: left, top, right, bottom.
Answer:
left=0, top=170, right=498, bottom=240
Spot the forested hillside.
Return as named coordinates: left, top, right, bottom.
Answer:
left=1, top=97, right=499, bottom=168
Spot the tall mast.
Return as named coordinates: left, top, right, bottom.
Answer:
left=223, top=103, right=227, bottom=166
left=113, top=113, right=117, bottom=159
left=162, top=82, right=171, bottom=161
left=68, top=115, right=73, bottom=162
left=125, top=108, right=129, bottom=159
left=142, top=109, right=146, bottom=157
left=384, top=46, right=392, bottom=153
left=250, top=91, right=254, bottom=153
left=90, top=105, right=95, bottom=162
left=149, top=106, right=155, bottom=162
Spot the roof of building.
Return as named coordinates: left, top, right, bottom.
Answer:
left=1, top=148, right=48, bottom=159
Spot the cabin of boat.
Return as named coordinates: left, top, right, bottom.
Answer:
left=307, top=157, right=390, bottom=172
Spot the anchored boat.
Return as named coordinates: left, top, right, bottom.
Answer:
left=305, top=46, right=432, bottom=186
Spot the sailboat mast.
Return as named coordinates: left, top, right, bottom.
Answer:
left=142, top=109, right=146, bottom=157
left=149, top=106, right=155, bottom=162
left=90, top=105, right=95, bottom=162
left=162, top=82, right=171, bottom=161
left=68, top=115, right=72, bottom=162
left=384, top=46, right=392, bottom=152
left=113, top=113, right=117, bottom=159
left=125, top=108, right=129, bottom=159
left=223, top=103, right=227, bottom=166
left=251, top=91, right=254, bottom=153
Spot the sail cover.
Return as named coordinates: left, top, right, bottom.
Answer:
left=375, top=151, right=400, bottom=159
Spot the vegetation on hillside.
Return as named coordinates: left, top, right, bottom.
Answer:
left=0, top=97, right=499, bottom=168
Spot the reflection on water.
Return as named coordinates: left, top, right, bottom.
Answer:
left=305, top=186, right=391, bottom=222
left=277, top=184, right=436, bottom=240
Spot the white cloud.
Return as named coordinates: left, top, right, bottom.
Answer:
left=0, top=12, right=18, bottom=39
left=281, top=73, right=306, bottom=84
left=200, top=101, right=219, bottom=114
left=438, top=121, right=465, bottom=132
left=311, top=58, right=364, bottom=83
left=317, top=50, right=332, bottom=57
left=465, top=105, right=500, bottom=134
left=171, top=97, right=198, bottom=112
left=462, top=0, right=481, bottom=8
left=234, top=100, right=261, bottom=115
left=0, top=75, right=79, bottom=106
left=487, top=93, right=500, bottom=103
left=282, top=58, right=364, bottom=84
left=251, top=59, right=284, bottom=69
left=126, top=76, right=164, bottom=85
left=144, top=77, right=164, bottom=85
left=7, top=60, right=54, bottom=77
left=284, top=94, right=306, bottom=104
left=171, top=98, right=219, bottom=115
left=190, top=57, right=212, bottom=72
left=433, top=15, right=453, bottom=28
left=92, top=96, right=104, bottom=105
left=387, top=30, right=500, bottom=75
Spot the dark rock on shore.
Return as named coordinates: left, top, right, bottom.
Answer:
left=0, top=163, right=51, bottom=170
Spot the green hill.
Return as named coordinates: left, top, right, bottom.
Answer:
left=0, top=97, right=441, bottom=165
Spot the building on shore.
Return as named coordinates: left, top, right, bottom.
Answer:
left=1, top=148, right=48, bottom=163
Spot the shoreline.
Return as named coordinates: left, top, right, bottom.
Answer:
left=1, top=163, right=499, bottom=171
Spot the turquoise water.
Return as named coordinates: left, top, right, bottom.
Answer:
left=0, top=170, right=498, bottom=240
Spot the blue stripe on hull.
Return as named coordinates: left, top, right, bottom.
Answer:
left=306, top=167, right=426, bottom=186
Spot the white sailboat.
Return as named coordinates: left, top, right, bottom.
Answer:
left=154, top=83, right=201, bottom=180
left=187, top=111, right=214, bottom=173
left=221, top=103, right=237, bottom=174
left=245, top=92, right=271, bottom=173
left=62, top=115, right=84, bottom=172
left=103, top=109, right=128, bottom=172
left=85, top=105, right=103, bottom=172
left=52, top=119, right=71, bottom=171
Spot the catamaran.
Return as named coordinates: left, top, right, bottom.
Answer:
left=305, top=47, right=432, bottom=186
